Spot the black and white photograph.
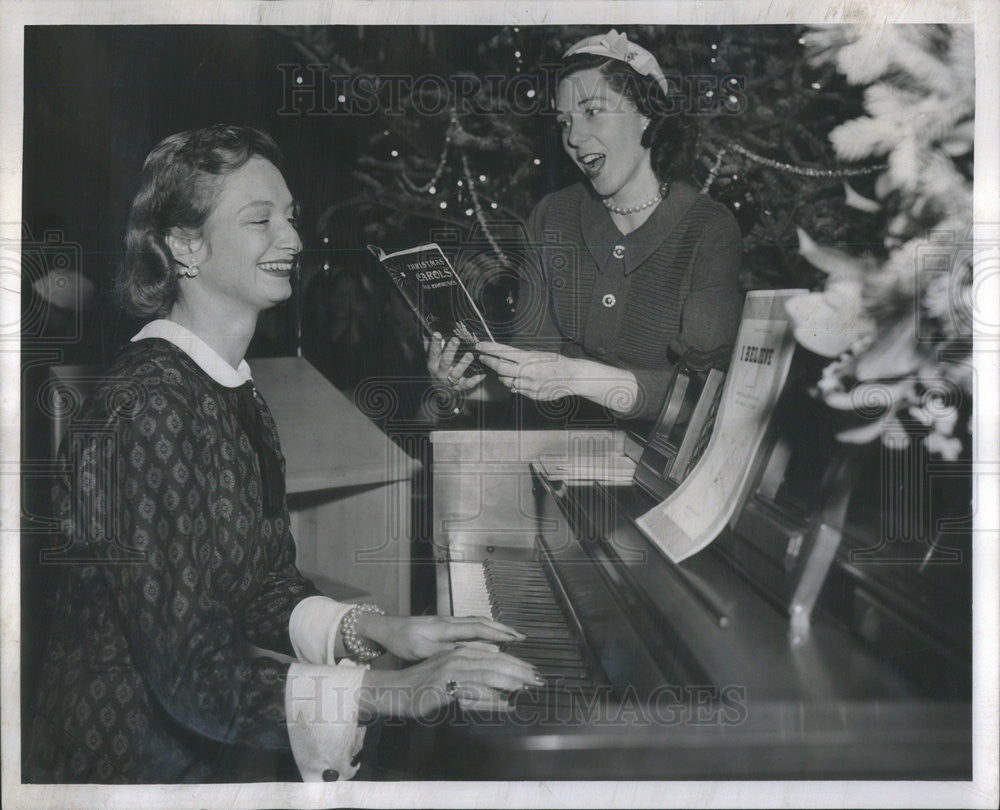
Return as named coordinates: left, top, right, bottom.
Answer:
left=2, top=1, right=997, bottom=808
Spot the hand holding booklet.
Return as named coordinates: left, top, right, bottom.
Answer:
left=368, top=243, right=495, bottom=356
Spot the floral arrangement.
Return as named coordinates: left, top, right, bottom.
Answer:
left=785, top=24, right=975, bottom=459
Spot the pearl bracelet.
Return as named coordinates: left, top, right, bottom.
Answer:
left=341, top=603, right=386, bottom=663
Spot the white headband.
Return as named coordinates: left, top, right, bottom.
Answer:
left=563, top=29, right=670, bottom=95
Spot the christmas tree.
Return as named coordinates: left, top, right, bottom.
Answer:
left=277, top=24, right=901, bottom=407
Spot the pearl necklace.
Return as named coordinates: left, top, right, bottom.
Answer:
left=602, top=183, right=669, bottom=216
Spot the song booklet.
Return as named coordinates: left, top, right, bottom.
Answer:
left=368, top=243, right=495, bottom=356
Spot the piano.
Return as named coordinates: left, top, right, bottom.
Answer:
left=413, top=295, right=971, bottom=780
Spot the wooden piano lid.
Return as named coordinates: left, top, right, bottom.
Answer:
left=250, top=357, right=420, bottom=495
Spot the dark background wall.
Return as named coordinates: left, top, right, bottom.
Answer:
left=22, top=25, right=368, bottom=361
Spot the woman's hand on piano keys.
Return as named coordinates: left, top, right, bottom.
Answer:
left=353, top=613, right=525, bottom=662
left=359, top=643, right=544, bottom=720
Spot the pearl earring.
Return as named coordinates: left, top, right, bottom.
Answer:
left=178, top=262, right=199, bottom=278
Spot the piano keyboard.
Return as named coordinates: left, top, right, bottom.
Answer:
left=449, top=558, right=601, bottom=692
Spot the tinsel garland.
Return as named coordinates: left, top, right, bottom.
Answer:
left=723, top=142, right=887, bottom=179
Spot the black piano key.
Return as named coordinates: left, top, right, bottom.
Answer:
left=495, top=609, right=561, bottom=620
left=509, top=648, right=582, bottom=661
left=506, top=647, right=579, bottom=662
left=497, top=607, right=559, bottom=617
left=532, top=667, right=593, bottom=683
left=501, top=609, right=558, bottom=621
left=506, top=638, right=581, bottom=653
left=498, top=611, right=567, bottom=622
left=491, top=594, right=563, bottom=604
left=484, top=561, right=543, bottom=568
left=489, top=579, right=550, bottom=586
left=484, top=569, right=550, bottom=580
left=494, top=605, right=565, bottom=618
left=512, top=627, right=576, bottom=641
left=500, top=620, right=570, bottom=631
left=492, top=596, right=559, bottom=608
left=486, top=580, right=553, bottom=593
left=508, top=649, right=585, bottom=665
left=538, top=671, right=592, bottom=682
left=485, top=561, right=541, bottom=569
left=507, top=687, right=602, bottom=711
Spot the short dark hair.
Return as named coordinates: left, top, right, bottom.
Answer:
left=118, top=124, right=285, bottom=319
left=557, top=52, right=699, bottom=186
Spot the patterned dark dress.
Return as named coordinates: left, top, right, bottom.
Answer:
left=25, top=338, right=322, bottom=782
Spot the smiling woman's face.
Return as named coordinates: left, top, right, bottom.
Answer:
left=194, top=156, right=302, bottom=317
left=555, top=67, right=653, bottom=202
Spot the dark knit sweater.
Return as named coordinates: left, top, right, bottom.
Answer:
left=26, top=339, right=320, bottom=783
left=515, top=181, right=743, bottom=421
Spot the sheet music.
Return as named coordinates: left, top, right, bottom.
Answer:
left=636, top=296, right=799, bottom=562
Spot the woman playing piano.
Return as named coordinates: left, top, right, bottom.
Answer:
left=428, top=29, right=743, bottom=424
left=25, top=124, right=540, bottom=783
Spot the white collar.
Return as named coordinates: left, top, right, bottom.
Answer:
left=131, top=319, right=253, bottom=388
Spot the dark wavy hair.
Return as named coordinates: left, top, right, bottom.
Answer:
left=556, top=52, right=699, bottom=186
left=118, top=124, right=285, bottom=319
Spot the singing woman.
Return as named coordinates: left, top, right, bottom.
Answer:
left=428, top=30, right=743, bottom=423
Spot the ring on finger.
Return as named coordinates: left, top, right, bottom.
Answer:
left=445, top=679, right=460, bottom=698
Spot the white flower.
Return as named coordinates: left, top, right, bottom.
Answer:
left=926, top=430, right=962, bottom=461
left=816, top=358, right=849, bottom=395
left=854, top=318, right=924, bottom=381
left=787, top=279, right=876, bottom=359
left=799, top=22, right=973, bottom=457
left=930, top=404, right=959, bottom=436
left=843, top=181, right=881, bottom=213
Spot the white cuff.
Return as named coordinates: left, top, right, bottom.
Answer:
left=289, top=595, right=354, bottom=665
left=285, top=662, right=368, bottom=782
